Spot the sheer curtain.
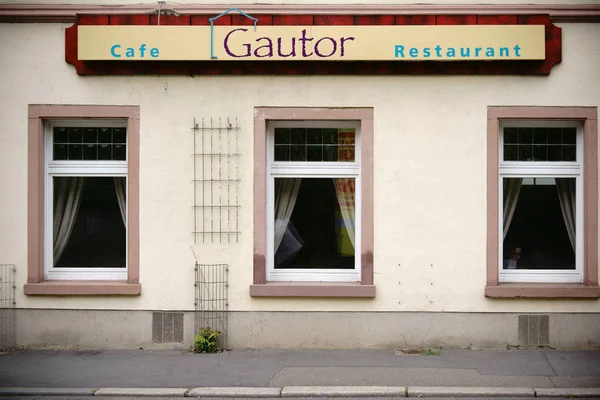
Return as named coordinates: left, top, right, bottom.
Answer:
left=274, top=178, right=302, bottom=252
left=53, top=177, right=85, bottom=264
left=503, top=178, right=522, bottom=239
left=113, top=177, right=126, bottom=225
left=556, top=178, right=576, bottom=250
left=334, top=178, right=355, bottom=248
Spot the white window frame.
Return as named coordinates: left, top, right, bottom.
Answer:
left=45, top=120, right=128, bottom=280
left=498, top=120, right=584, bottom=283
left=266, top=120, right=361, bottom=282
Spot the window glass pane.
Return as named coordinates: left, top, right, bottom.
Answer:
left=83, top=128, right=97, bottom=143
left=547, top=128, right=561, bottom=144
left=307, top=128, right=323, bottom=144
left=518, top=128, right=533, bottom=144
left=504, top=145, right=517, bottom=161
left=68, top=127, right=83, bottom=143
left=502, top=177, right=575, bottom=271
left=561, top=128, right=576, bottom=144
left=54, top=127, right=68, bottom=143
left=274, top=178, right=355, bottom=270
left=83, top=144, right=97, bottom=160
left=274, top=145, right=290, bottom=161
left=503, top=127, right=578, bottom=162
left=504, top=128, right=518, bottom=144
left=518, top=145, right=532, bottom=161
left=98, top=128, right=112, bottom=143
left=54, top=143, right=67, bottom=160
left=548, top=145, right=561, bottom=161
left=98, top=144, right=112, bottom=160
left=323, top=129, right=338, bottom=144
left=274, top=128, right=290, bottom=145
left=53, top=177, right=126, bottom=268
left=113, top=128, right=126, bottom=144
left=291, top=128, right=306, bottom=144
left=68, top=144, right=83, bottom=160
left=113, top=144, right=126, bottom=161
left=533, top=128, right=547, bottom=145
left=562, top=145, right=576, bottom=162
left=307, top=146, right=322, bottom=161
left=53, top=126, right=127, bottom=161
left=274, top=127, right=355, bottom=162
left=533, top=145, right=547, bottom=161
left=323, top=146, right=338, bottom=161
left=291, top=145, right=306, bottom=161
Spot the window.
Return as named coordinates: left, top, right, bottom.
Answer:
left=252, top=107, right=374, bottom=297
left=268, top=122, right=360, bottom=282
left=499, top=122, right=583, bottom=283
left=46, top=122, right=128, bottom=280
left=486, top=107, right=598, bottom=298
left=25, top=105, right=140, bottom=296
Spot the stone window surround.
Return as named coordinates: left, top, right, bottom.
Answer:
left=486, top=106, right=599, bottom=298
left=24, top=104, right=140, bottom=296
left=251, top=107, right=375, bottom=297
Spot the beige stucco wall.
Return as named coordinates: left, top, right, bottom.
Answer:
left=0, top=21, right=599, bottom=314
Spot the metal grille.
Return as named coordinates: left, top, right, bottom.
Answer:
left=194, top=263, right=229, bottom=350
left=0, top=264, right=16, bottom=350
left=192, top=117, right=241, bottom=243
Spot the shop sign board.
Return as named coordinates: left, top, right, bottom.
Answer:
left=78, top=25, right=545, bottom=61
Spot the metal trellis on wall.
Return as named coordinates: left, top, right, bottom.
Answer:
left=0, top=264, right=16, bottom=350
left=194, top=263, right=229, bottom=350
left=192, top=117, right=241, bottom=243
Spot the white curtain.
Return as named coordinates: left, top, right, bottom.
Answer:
left=53, top=177, right=85, bottom=264
left=113, top=177, right=126, bottom=225
left=503, top=178, right=522, bottom=239
left=334, top=178, right=355, bottom=248
left=274, top=178, right=302, bottom=252
left=556, top=178, right=576, bottom=250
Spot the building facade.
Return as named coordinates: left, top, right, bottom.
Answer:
left=0, top=0, right=599, bottom=350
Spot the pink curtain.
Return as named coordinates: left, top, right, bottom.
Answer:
left=334, top=178, right=355, bottom=248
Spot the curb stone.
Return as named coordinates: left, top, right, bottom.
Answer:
left=186, top=387, right=282, bottom=397
left=1, top=386, right=599, bottom=397
left=0, top=387, right=97, bottom=396
left=534, top=388, right=600, bottom=398
left=281, top=386, right=407, bottom=397
left=94, top=388, right=189, bottom=397
left=407, top=386, right=535, bottom=397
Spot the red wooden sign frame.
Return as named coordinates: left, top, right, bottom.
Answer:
left=66, top=14, right=561, bottom=75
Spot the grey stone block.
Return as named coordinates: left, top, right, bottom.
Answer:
left=535, top=388, right=600, bottom=397
left=528, top=315, right=540, bottom=346
left=152, top=311, right=163, bottom=343
left=174, top=312, right=184, bottom=343
left=0, top=387, right=97, bottom=396
left=152, top=312, right=184, bottom=343
left=281, top=386, right=406, bottom=397
left=407, top=386, right=535, bottom=397
left=187, top=387, right=281, bottom=397
left=95, top=387, right=189, bottom=396
left=163, top=312, right=175, bottom=343
left=518, top=315, right=529, bottom=346
left=539, top=315, right=550, bottom=346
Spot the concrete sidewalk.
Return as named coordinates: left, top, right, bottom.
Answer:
left=0, top=348, right=598, bottom=397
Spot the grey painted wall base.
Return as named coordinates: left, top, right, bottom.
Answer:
left=13, top=309, right=600, bottom=350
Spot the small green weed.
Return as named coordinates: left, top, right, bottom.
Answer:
left=192, top=328, right=221, bottom=353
